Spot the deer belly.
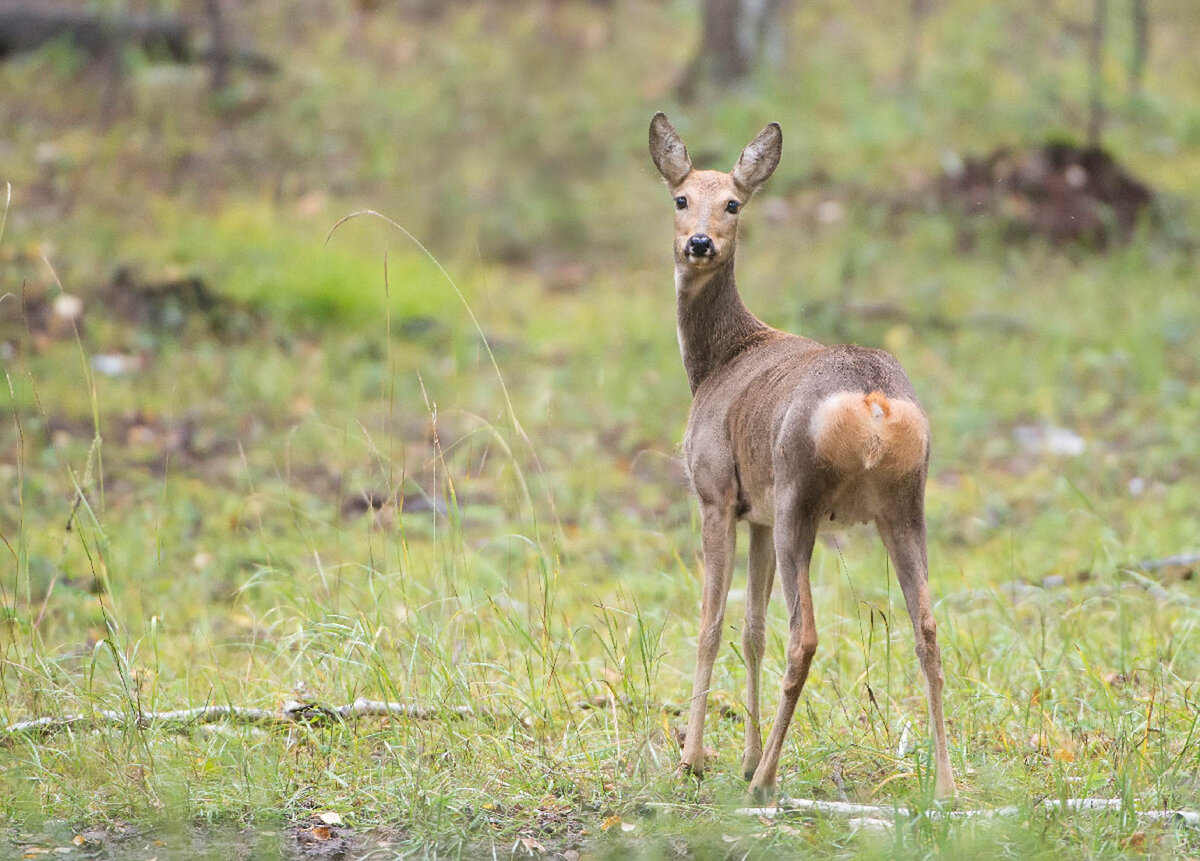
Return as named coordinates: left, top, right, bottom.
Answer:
left=822, top=478, right=886, bottom=526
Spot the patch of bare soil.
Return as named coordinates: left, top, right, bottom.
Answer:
left=940, top=141, right=1154, bottom=248
left=5, top=821, right=407, bottom=860
left=288, top=820, right=368, bottom=858
left=100, top=266, right=263, bottom=340
left=0, top=254, right=262, bottom=358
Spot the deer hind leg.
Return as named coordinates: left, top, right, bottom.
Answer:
left=877, top=511, right=956, bottom=798
left=748, top=494, right=819, bottom=801
left=680, top=501, right=737, bottom=777
left=741, top=523, right=776, bottom=780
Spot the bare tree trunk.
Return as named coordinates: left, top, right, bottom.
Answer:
left=1129, top=0, right=1149, bottom=96
left=205, top=0, right=230, bottom=93
left=755, top=0, right=794, bottom=71
left=1086, top=0, right=1107, bottom=148
left=677, top=0, right=795, bottom=102
left=706, top=0, right=749, bottom=84
left=902, top=0, right=930, bottom=89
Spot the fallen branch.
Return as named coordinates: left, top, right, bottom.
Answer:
left=0, top=4, right=188, bottom=61
left=2, top=698, right=475, bottom=743
left=944, top=550, right=1200, bottom=610
left=737, top=797, right=1200, bottom=827
left=1128, top=552, right=1200, bottom=573
left=0, top=3, right=277, bottom=77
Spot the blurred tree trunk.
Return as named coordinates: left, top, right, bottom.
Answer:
left=901, top=0, right=930, bottom=90
left=1086, top=0, right=1107, bottom=148
left=677, top=0, right=795, bottom=101
left=1129, top=0, right=1149, bottom=96
left=205, top=0, right=230, bottom=92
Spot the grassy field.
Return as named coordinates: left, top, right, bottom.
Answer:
left=2, top=0, right=1200, bottom=857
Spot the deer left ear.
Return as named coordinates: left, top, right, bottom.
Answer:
left=731, top=122, right=782, bottom=195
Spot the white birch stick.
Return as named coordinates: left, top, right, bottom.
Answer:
left=737, top=797, right=1198, bottom=826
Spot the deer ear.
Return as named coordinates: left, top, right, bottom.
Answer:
left=731, top=122, right=782, bottom=195
left=649, top=112, right=693, bottom=187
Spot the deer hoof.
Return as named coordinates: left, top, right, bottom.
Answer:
left=747, top=781, right=775, bottom=805
left=679, top=760, right=704, bottom=780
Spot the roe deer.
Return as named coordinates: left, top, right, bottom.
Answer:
left=648, top=113, right=955, bottom=801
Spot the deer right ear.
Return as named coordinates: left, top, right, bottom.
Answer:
left=649, top=112, right=692, bottom=187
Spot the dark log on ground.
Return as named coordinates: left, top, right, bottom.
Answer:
left=0, top=3, right=275, bottom=76
left=0, top=4, right=189, bottom=61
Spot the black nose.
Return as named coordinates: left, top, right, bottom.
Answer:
left=687, top=234, right=714, bottom=256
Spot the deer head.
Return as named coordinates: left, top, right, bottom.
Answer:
left=649, top=112, right=782, bottom=275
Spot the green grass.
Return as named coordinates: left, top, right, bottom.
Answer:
left=2, top=0, right=1200, bottom=857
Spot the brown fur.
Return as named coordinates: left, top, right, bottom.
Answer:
left=648, top=112, right=956, bottom=801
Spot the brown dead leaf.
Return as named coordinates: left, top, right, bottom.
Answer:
left=1054, top=748, right=1075, bottom=763
left=71, top=836, right=86, bottom=847
left=518, top=835, right=546, bottom=854
left=1121, top=831, right=1146, bottom=850
left=310, top=825, right=332, bottom=841
left=601, top=815, right=623, bottom=831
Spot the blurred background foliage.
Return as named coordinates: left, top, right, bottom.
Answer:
left=3, top=0, right=1199, bottom=493
left=3, top=0, right=1200, bottom=275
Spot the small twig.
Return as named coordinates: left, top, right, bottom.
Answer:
left=831, top=762, right=849, bottom=802
left=2, top=698, right=477, bottom=743
left=32, top=569, right=58, bottom=630
left=896, top=719, right=914, bottom=758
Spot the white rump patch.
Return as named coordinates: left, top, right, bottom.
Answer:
left=808, top=392, right=859, bottom=441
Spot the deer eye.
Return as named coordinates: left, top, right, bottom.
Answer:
left=674, top=196, right=688, bottom=210
left=726, top=200, right=742, bottom=214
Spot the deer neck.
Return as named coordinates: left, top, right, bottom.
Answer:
left=675, top=259, right=767, bottom=395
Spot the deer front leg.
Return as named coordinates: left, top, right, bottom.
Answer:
left=680, top=501, right=737, bottom=777
left=741, top=523, right=776, bottom=780
left=877, top=511, right=956, bottom=799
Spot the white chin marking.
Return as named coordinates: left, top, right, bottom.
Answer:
left=675, top=267, right=715, bottom=297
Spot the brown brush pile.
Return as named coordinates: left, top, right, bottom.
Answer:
left=940, top=141, right=1154, bottom=248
